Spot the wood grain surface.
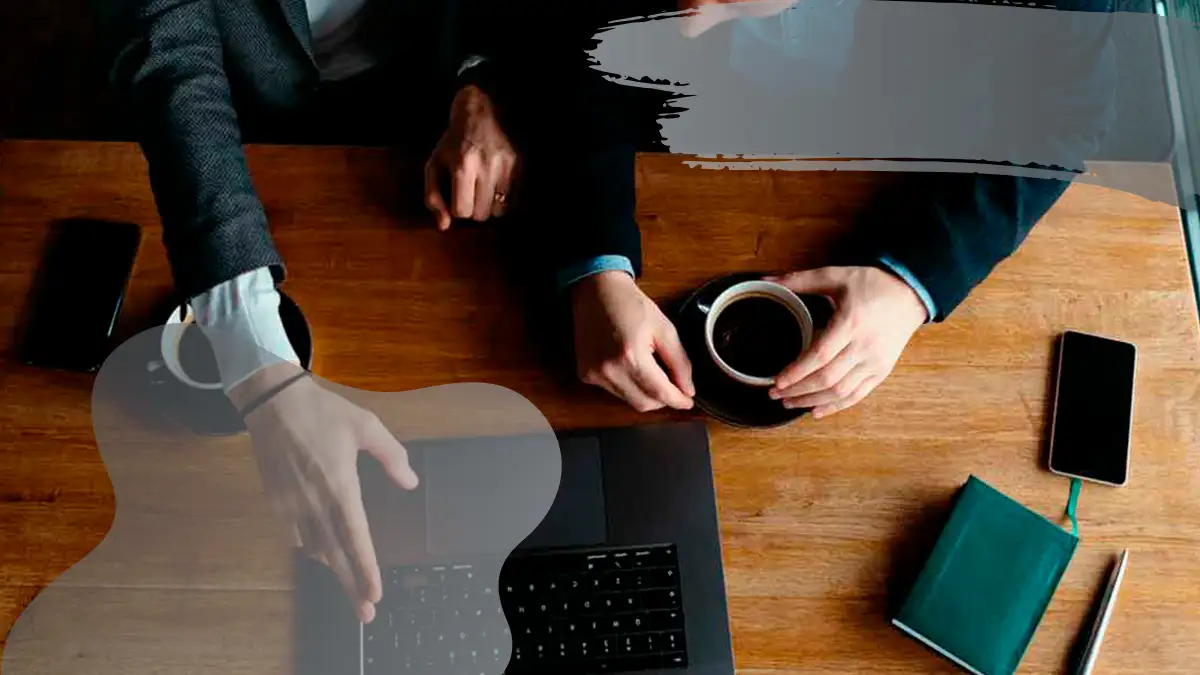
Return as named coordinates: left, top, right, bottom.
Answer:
left=1, top=140, right=1198, bottom=674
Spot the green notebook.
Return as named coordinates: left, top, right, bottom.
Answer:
left=893, top=476, right=1078, bottom=675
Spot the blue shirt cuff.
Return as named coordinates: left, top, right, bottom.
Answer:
left=877, top=255, right=938, bottom=323
left=556, top=255, right=636, bottom=292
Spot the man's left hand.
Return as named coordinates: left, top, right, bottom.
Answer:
left=766, top=266, right=928, bottom=418
left=425, top=85, right=519, bottom=230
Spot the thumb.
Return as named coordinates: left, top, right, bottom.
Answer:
left=424, top=160, right=452, bottom=231
left=360, top=417, right=420, bottom=490
left=766, top=268, right=847, bottom=296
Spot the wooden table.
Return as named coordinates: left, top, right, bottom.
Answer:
left=1, top=140, right=1198, bottom=674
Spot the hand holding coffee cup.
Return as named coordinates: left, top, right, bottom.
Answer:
left=764, top=266, right=929, bottom=418
left=572, top=271, right=696, bottom=413
left=699, top=280, right=814, bottom=387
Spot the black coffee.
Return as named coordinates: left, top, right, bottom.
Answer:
left=712, top=296, right=803, bottom=378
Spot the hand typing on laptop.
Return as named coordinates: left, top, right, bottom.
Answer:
left=228, top=363, right=419, bottom=624
left=194, top=269, right=419, bottom=624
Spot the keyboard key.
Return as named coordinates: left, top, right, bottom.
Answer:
left=647, top=652, right=689, bottom=669
left=448, top=564, right=476, bottom=585
left=630, top=548, right=655, bottom=567
left=641, top=588, right=681, bottom=609
left=410, top=607, right=436, bottom=628
left=617, top=593, right=639, bottom=611
left=664, top=630, right=685, bottom=653
left=646, top=609, right=685, bottom=631
left=644, top=568, right=677, bottom=588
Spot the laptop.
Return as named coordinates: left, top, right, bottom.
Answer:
left=297, top=421, right=733, bottom=675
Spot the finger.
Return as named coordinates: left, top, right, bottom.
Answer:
left=287, top=522, right=303, bottom=549
left=312, top=509, right=368, bottom=621
left=361, top=417, right=420, bottom=490
left=473, top=171, right=496, bottom=222
left=766, top=267, right=846, bottom=297
left=495, top=155, right=516, bottom=195
left=588, top=377, right=626, bottom=403
left=782, top=362, right=872, bottom=410
left=654, top=325, right=695, bottom=398
left=296, top=481, right=373, bottom=621
left=262, top=487, right=305, bottom=550
left=297, top=514, right=328, bottom=564
left=490, top=156, right=515, bottom=218
left=329, top=489, right=384, bottom=614
left=424, top=160, right=451, bottom=231
left=630, top=353, right=692, bottom=410
left=771, top=311, right=854, bottom=393
left=771, top=341, right=857, bottom=399
left=812, top=375, right=882, bottom=419
left=451, top=161, right=477, bottom=219
left=605, top=368, right=666, bottom=413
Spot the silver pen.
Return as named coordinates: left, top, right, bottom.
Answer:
left=1076, top=549, right=1130, bottom=675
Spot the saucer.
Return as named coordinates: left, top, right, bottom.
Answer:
left=673, top=272, right=834, bottom=429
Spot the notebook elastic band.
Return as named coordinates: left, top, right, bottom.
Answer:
left=1065, top=477, right=1082, bottom=537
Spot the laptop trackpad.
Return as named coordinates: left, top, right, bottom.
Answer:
left=423, top=436, right=607, bottom=555
left=519, top=436, right=607, bottom=550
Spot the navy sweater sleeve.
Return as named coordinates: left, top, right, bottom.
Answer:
left=851, top=0, right=1117, bottom=320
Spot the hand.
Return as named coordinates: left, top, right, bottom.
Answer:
left=766, top=266, right=928, bottom=418
left=230, top=364, right=420, bottom=623
left=679, top=0, right=798, bottom=37
left=572, top=271, right=696, bottom=412
left=425, top=85, right=519, bottom=230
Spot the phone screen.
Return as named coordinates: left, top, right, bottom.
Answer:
left=1048, top=331, right=1136, bottom=486
left=22, top=220, right=141, bottom=372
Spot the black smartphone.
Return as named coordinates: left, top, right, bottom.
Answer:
left=21, top=219, right=142, bottom=372
left=1047, top=330, right=1137, bottom=487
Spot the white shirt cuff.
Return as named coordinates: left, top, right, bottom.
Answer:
left=190, top=267, right=300, bottom=392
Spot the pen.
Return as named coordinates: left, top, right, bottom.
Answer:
left=1076, top=549, right=1130, bottom=675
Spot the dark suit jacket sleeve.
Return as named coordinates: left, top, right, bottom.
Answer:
left=453, top=2, right=645, bottom=280
left=102, top=0, right=284, bottom=299
left=848, top=0, right=1116, bottom=321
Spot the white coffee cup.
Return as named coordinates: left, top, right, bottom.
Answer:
left=698, top=280, right=814, bottom=387
left=157, top=304, right=224, bottom=390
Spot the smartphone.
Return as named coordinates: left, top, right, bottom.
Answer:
left=1047, top=330, right=1137, bottom=487
left=21, top=219, right=142, bottom=372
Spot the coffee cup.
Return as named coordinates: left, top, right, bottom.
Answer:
left=698, top=280, right=813, bottom=387
left=158, top=304, right=225, bottom=390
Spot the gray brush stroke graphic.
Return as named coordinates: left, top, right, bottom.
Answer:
left=589, top=0, right=1188, bottom=205
left=2, top=326, right=561, bottom=675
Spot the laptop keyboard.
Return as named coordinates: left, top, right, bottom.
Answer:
left=364, top=543, right=687, bottom=675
